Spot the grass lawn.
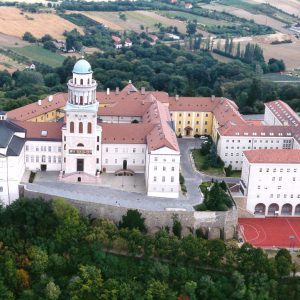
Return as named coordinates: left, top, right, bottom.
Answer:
left=163, top=11, right=229, bottom=26
left=191, top=149, right=224, bottom=176
left=230, top=170, right=241, bottom=178
left=11, top=45, right=65, bottom=67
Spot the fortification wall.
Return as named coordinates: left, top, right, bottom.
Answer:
left=23, top=188, right=238, bottom=240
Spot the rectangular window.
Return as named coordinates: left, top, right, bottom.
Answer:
left=48, top=156, right=51, bottom=163
left=162, top=176, right=165, bottom=182
left=0, top=187, right=3, bottom=192
left=154, top=176, right=157, bottom=182
left=58, top=157, right=61, bottom=163
left=48, top=146, right=51, bottom=152
left=171, top=176, right=174, bottom=183
left=36, top=156, right=39, bottom=163
left=26, top=145, right=29, bottom=151
left=133, top=148, right=136, bottom=153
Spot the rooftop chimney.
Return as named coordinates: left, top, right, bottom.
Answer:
left=116, top=87, right=119, bottom=95
left=175, top=95, right=179, bottom=101
left=48, top=95, right=53, bottom=102
left=141, top=87, right=145, bottom=95
left=211, top=95, right=215, bottom=102
left=38, top=100, right=42, bottom=106
left=107, top=88, right=110, bottom=96
left=129, top=80, right=132, bottom=84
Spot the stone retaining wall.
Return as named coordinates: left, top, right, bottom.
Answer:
left=23, top=187, right=238, bottom=240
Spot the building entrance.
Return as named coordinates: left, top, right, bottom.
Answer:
left=41, top=164, right=47, bottom=171
left=123, top=160, right=127, bottom=170
left=77, top=159, right=84, bottom=172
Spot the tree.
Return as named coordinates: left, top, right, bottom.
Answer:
left=203, top=182, right=233, bottom=211
left=275, top=249, right=292, bottom=277
left=40, top=34, right=53, bottom=43
left=67, top=265, right=103, bottom=299
left=52, top=198, right=83, bottom=243
left=186, top=20, right=197, bottom=36
left=43, top=41, right=57, bottom=52
left=44, top=73, right=60, bottom=87
left=23, top=32, right=37, bottom=43
left=45, top=281, right=61, bottom=300
left=172, top=215, right=182, bottom=238
left=119, top=209, right=146, bottom=233
left=17, top=71, right=44, bottom=87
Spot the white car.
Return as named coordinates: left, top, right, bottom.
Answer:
left=200, top=136, right=208, bottom=140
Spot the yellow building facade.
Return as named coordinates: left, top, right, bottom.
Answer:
left=170, top=111, right=213, bottom=136
left=27, top=108, right=65, bottom=122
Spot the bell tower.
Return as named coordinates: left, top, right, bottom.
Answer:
left=61, top=58, right=102, bottom=182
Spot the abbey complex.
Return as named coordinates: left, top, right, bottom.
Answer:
left=1, top=59, right=300, bottom=216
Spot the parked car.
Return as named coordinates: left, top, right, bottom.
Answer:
left=200, top=136, right=208, bottom=140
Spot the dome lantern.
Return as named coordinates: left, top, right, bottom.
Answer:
left=72, top=59, right=92, bottom=74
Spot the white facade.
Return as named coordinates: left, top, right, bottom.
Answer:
left=146, top=147, right=180, bottom=198
left=25, top=141, right=62, bottom=171
left=102, top=144, right=146, bottom=173
left=0, top=149, right=25, bottom=205
left=217, top=135, right=294, bottom=170
left=241, top=157, right=300, bottom=216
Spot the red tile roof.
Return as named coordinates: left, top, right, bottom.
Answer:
left=7, top=93, right=67, bottom=121
left=13, top=120, right=63, bottom=141
left=244, top=149, right=300, bottom=164
left=144, top=100, right=179, bottom=152
left=218, top=123, right=294, bottom=137
left=265, top=100, right=300, bottom=126
left=101, top=123, right=154, bottom=144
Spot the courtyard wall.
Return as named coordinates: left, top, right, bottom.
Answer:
left=23, top=187, right=238, bottom=240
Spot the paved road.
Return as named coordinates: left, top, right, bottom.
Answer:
left=178, top=139, right=240, bottom=200
left=24, top=139, right=240, bottom=211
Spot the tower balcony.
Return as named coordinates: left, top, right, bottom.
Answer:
left=68, top=79, right=97, bottom=89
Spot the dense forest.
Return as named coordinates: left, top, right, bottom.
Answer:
left=0, top=197, right=299, bottom=299
left=0, top=43, right=299, bottom=114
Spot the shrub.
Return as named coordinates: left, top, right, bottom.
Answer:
left=172, top=215, right=182, bottom=238
left=179, top=173, right=185, bottom=185
left=119, top=209, right=146, bottom=233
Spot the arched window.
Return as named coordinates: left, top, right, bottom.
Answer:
left=254, top=203, right=265, bottom=215
left=70, top=121, right=74, bottom=133
left=281, top=203, right=293, bottom=215
left=87, top=79, right=90, bottom=84
left=80, top=79, right=83, bottom=85
left=80, top=96, right=83, bottom=105
left=74, top=78, right=77, bottom=84
left=295, top=204, right=300, bottom=215
left=79, top=122, right=83, bottom=133
left=77, top=143, right=84, bottom=147
left=268, top=203, right=279, bottom=216
left=64, top=144, right=66, bottom=150
left=88, top=122, right=92, bottom=134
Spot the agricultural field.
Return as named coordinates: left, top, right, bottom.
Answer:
left=202, top=3, right=290, bottom=34
left=0, top=7, right=83, bottom=39
left=0, top=53, right=26, bottom=73
left=251, top=0, right=300, bottom=17
left=11, top=45, right=65, bottom=67
left=77, top=10, right=187, bottom=33
left=161, top=11, right=230, bottom=27
left=231, top=33, right=300, bottom=70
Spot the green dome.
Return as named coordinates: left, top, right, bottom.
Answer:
left=73, top=59, right=92, bottom=74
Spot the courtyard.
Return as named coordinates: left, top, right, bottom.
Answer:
left=22, top=138, right=240, bottom=211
